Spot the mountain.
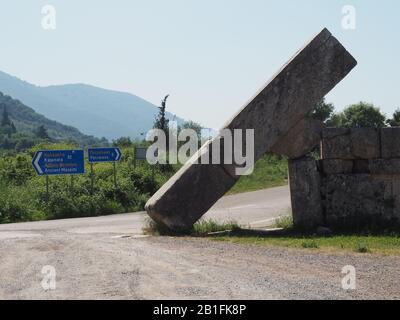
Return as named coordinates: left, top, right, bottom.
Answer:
left=0, top=71, right=183, bottom=140
left=0, top=91, right=103, bottom=146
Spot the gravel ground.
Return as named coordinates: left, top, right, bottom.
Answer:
left=0, top=231, right=399, bottom=300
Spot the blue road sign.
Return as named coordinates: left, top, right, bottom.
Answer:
left=32, top=150, right=85, bottom=176
left=88, top=147, right=122, bottom=163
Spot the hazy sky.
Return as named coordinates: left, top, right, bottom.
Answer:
left=0, top=0, right=399, bottom=129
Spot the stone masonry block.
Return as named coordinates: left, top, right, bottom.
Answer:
left=289, top=158, right=323, bottom=230
left=320, top=159, right=353, bottom=174
left=321, top=127, right=379, bottom=159
left=381, top=127, right=400, bottom=158
left=369, top=159, right=400, bottom=174
left=323, top=174, right=397, bottom=231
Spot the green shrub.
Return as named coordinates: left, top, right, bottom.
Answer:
left=301, top=241, right=320, bottom=249
left=356, top=242, right=370, bottom=253
left=273, top=215, right=294, bottom=230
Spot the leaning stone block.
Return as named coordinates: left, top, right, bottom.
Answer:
left=321, top=127, right=379, bottom=159
left=271, top=118, right=323, bottom=159
left=289, top=158, right=323, bottom=229
left=381, top=127, right=400, bottom=158
left=146, top=28, right=357, bottom=231
left=146, top=142, right=238, bottom=231
left=321, top=159, right=353, bottom=174
left=224, top=29, right=357, bottom=164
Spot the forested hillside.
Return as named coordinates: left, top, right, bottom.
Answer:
left=0, top=91, right=105, bottom=153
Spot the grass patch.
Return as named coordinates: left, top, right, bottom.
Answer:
left=143, top=218, right=240, bottom=236
left=143, top=216, right=400, bottom=256
left=192, top=219, right=240, bottom=236
left=301, top=241, right=320, bottom=249
left=210, top=234, right=400, bottom=255
left=273, top=215, right=294, bottom=230
left=228, top=154, right=288, bottom=194
left=355, top=241, right=370, bottom=253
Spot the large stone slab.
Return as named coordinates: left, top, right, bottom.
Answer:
left=321, top=127, right=379, bottom=159
left=146, top=28, right=357, bottom=231
left=271, top=118, right=323, bottom=159
left=288, top=158, right=323, bottom=229
left=146, top=141, right=238, bottom=231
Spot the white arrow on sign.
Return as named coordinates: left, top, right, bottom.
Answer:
left=33, top=151, right=43, bottom=175
left=115, top=148, right=121, bottom=161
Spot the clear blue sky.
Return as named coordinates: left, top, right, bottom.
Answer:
left=0, top=0, right=399, bottom=129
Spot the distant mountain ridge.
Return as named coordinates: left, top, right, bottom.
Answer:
left=0, top=91, right=102, bottom=145
left=0, top=71, right=183, bottom=140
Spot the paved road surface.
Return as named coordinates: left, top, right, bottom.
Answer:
left=0, top=186, right=399, bottom=300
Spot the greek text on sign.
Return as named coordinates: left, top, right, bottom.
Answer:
left=32, top=150, right=85, bottom=176
left=88, top=147, right=122, bottom=163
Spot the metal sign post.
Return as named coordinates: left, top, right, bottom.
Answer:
left=88, top=147, right=122, bottom=190
left=45, top=175, right=49, bottom=203
left=90, top=163, right=94, bottom=195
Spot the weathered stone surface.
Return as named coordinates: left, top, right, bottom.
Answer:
left=323, top=174, right=398, bottom=231
left=224, top=29, right=357, bottom=166
left=369, top=159, right=400, bottom=174
left=271, top=118, right=323, bottom=159
left=381, top=127, right=400, bottom=158
left=321, top=127, right=351, bottom=159
left=146, top=28, right=357, bottom=231
left=321, top=128, right=379, bottom=159
left=353, top=159, right=370, bottom=173
left=320, top=159, right=353, bottom=174
left=146, top=141, right=238, bottom=231
left=289, top=158, right=323, bottom=229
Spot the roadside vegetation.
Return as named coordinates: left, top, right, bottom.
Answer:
left=0, top=142, right=176, bottom=224
left=212, top=234, right=400, bottom=255
left=144, top=217, right=400, bottom=255
left=229, top=153, right=288, bottom=194
left=143, top=218, right=240, bottom=236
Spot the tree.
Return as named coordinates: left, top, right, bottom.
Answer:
left=154, top=95, right=170, bottom=133
left=113, top=136, right=132, bottom=148
left=153, top=94, right=170, bottom=152
left=328, top=102, right=386, bottom=128
left=309, top=98, right=335, bottom=123
left=387, top=108, right=400, bottom=127
left=35, top=125, right=50, bottom=139
left=180, top=120, right=202, bottom=139
left=0, top=105, right=17, bottom=137
left=1, top=105, right=12, bottom=127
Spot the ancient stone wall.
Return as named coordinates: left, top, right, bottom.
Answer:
left=289, top=127, right=400, bottom=232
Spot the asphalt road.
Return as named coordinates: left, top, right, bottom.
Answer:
left=0, top=186, right=399, bottom=300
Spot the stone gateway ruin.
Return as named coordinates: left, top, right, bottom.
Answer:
left=145, top=28, right=357, bottom=231
left=290, top=127, right=400, bottom=232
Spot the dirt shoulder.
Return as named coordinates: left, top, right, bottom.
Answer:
left=0, top=232, right=399, bottom=300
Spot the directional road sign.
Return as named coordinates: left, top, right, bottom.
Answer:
left=88, top=147, right=122, bottom=163
left=32, top=150, right=85, bottom=176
